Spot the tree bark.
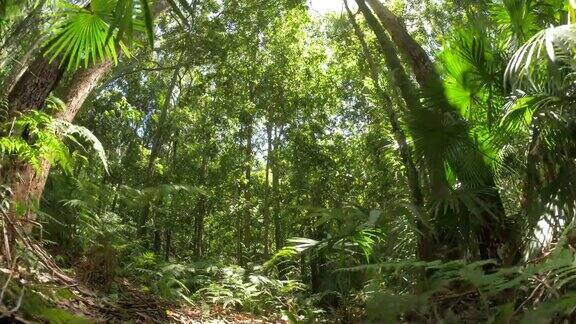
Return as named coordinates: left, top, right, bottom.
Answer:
left=4, top=60, right=114, bottom=223
left=4, top=56, right=64, bottom=121
left=354, top=0, right=421, bottom=115
left=1, top=35, right=46, bottom=97
left=365, top=0, right=437, bottom=88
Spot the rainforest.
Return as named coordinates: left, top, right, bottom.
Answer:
left=1, top=0, right=576, bottom=322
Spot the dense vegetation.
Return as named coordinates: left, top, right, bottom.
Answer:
left=1, top=0, right=576, bottom=322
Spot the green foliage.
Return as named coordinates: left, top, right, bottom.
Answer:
left=4, top=0, right=576, bottom=322
left=0, top=0, right=24, bottom=25
left=44, top=0, right=155, bottom=70
left=124, top=255, right=315, bottom=320
left=0, top=111, right=107, bottom=173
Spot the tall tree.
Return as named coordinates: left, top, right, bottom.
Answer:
left=2, top=0, right=166, bottom=216
left=359, top=0, right=521, bottom=264
left=345, top=0, right=432, bottom=261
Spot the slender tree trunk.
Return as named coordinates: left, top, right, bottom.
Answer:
left=346, top=0, right=423, bottom=208
left=236, top=156, right=244, bottom=264
left=193, top=154, right=209, bottom=259
left=139, top=65, right=181, bottom=242
left=262, top=117, right=273, bottom=257
left=164, top=229, right=172, bottom=261
left=138, top=205, right=151, bottom=246
left=166, top=131, right=178, bottom=261
left=193, top=199, right=206, bottom=258
left=309, top=186, right=326, bottom=293
left=272, top=126, right=283, bottom=251
left=365, top=0, right=437, bottom=87
left=241, top=112, right=254, bottom=265
left=354, top=0, right=421, bottom=115
left=345, top=1, right=435, bottom=260
left=147, top=65, right=181, bottom=172
left=153, top=228, right=162, bottom=253
left=356, top=0, right=450, bottom=261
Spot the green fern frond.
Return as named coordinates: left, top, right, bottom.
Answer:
left=62, top=123, right=108, bottom=173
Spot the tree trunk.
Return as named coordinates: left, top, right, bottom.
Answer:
left=272, top=126, right=283, bottom=251
left=193, top=154, right=209, bottom=259
left=241, top=112, right=254, bottom=265
left=363, top=0, right=520, bottom=264
left=4, top=60, right=114, bottom=223
left=164, top=229, right=172, bottom=261
left=345, top=0, right=436, bottom=261
left=153, top=229, right=162, bottom=253
left=4, top=56, right=64, bottom=121
left=2, top=1, right=169, bottom=214
left=193, top=200, right=206, bottom=258
left=1, top=36, right=46, bottom=97
left=365, top=0, right=437, bottom=87
left=262, top=117, right=272, bottom=257
left=309, top=186, right=326, bottom=293
left=345, top=0, right=423, bottom=209
left=139, top=65, right=181, bottom=241
left=354, top=0, right=421, bottom=114
left=147, top=65, right=181, bottom=172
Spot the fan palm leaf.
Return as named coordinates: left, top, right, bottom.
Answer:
left=44, top=0, right=153, bottom=70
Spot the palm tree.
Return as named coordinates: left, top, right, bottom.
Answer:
left=504, top=6, right=576, bottom=251
left=356, top=0, right=522, bottom=264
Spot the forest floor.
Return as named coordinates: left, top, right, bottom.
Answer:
left=6, top=274, right=275, bottom=323
left=56, top=281, right=271, bottom=323
left=0, top=233, right=279, bottom=323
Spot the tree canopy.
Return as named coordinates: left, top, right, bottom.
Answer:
left=1, top=0, right=576, bottom=322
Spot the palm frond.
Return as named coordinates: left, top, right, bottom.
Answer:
left=45, top=0, right=126, bottom=69
left=490, top=0, right=542, bottom=47
left=505, top=24, right=576, bottom=90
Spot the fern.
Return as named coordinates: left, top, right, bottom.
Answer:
left=0, top=111, right=108, bottom=173
left=62, top=124, right=108, bottom=173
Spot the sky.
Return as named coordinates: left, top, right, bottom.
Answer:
left=308, top=0, right=347, bottom=15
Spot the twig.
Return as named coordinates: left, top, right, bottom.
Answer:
left=0, top=254, right=19, bottom=306
left=513, top=281, right=544, bottom=316
left=1, top=215, right=12, bottom=265
left=534, top=273, right=560, bottom=299
left=9, top=287, right=24, bottom=313
left=0, top=287, right=25, bottom=318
